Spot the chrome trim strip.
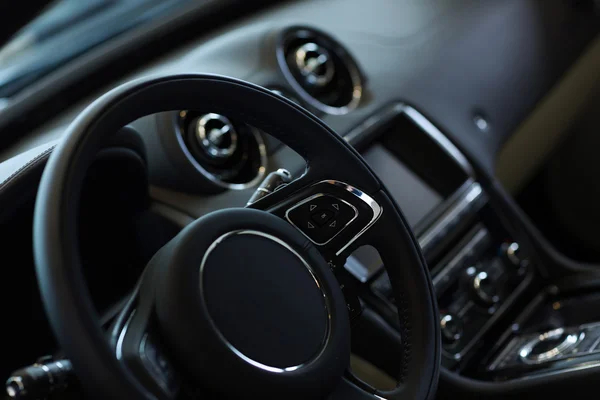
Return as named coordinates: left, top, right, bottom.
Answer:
left=323, top=181, right=383, bottom=256
left=418, top=181, right=484, bottom=254
left=513, top=361, right=600, bottom=381
left=198, top=230, right=331, bottom=374
left=115, top=311, right=136, bottom=361
left=487, top=335, right=523, bottom=371
left=590, top=336, right=600, bottom=352
left=431, top=227, right=488, bottom=290
left=401, top=105, right=474, bottom=177
left=285, top=193, right=358, bottom=246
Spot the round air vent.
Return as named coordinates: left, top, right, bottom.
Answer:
left=175, top=110, right=267, bottom=190
left=276, top=26, right=364, bottom=115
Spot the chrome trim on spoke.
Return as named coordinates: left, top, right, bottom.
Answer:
left=115, top=311, right=136, bottom=361
left=325, top=181, right=383, bottom=256
left=199, top=230, right=331, bottom=374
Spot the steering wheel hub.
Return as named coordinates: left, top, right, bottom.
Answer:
left=201, top=230, right=330, bottom=370
left=150, top=209, right=350, bottom=398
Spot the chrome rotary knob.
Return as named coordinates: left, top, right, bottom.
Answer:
left=293, top=42, right=335, bottom=88
left=195, top=113, right=238, bottom=160
left=472, top=271, right=499, bottom=305
left=440, top=313, right=463, bottom=345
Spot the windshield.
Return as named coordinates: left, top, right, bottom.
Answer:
left=0, top=0, right=192, bottom=99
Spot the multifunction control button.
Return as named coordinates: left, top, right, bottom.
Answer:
left=287, top=194, right=357, bottom=244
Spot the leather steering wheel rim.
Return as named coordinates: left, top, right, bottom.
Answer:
left=33, top=74, right=440, bottom=399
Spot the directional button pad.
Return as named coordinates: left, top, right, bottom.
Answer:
left=311, top=209, right=334, bottom=226
left=286, top=194, right=358, bottom=245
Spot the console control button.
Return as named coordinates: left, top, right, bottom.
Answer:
left=286, top=194, right=358, bottom=244
left=501, top=242, right=523, bottom=267
left=471, top=271, right=499, bottom=306
left=440, top=313, right=463, bottom=345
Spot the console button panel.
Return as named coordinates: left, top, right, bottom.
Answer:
left=369, top=224, right=531, bottom=369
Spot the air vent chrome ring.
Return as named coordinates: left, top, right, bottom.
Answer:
left=276, top=26, right=364, bottom=115
left=175, top=110, right=267, bottom=191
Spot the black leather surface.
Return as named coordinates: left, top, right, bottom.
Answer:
left=33, top=74, right=439, bottom=399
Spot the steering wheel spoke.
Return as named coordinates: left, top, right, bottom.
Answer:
left=250, top=178, right=382, bottom=264
left=250, top=178, right=382, bottom=324
left=110, top=285, right=180, bottom=399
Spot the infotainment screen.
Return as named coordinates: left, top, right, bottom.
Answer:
left=362, top=144, right=443, bottom=228
left=347, top=110, right=470, bottom=280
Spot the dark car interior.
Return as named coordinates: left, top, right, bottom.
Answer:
left=1, top=0, right=600, bottom=399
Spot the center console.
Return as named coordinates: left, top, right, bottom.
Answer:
left=342, top=103, right=600, bottom=392
left=341, top=103, right=538, bottom=383
left=480, top=281, right=600, bottom=382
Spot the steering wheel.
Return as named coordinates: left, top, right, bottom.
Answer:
left=33, top=75, right=440, bottom=399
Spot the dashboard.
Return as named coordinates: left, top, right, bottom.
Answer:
left=0, top=0, right=599, bottom=399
